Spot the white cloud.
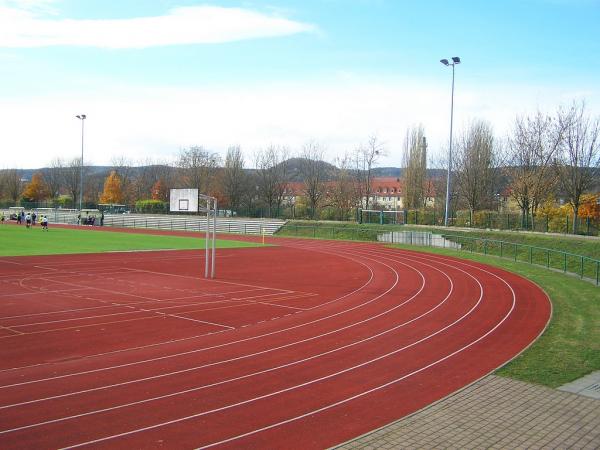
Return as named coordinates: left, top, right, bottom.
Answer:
left=0, top=5, right=315, bottom=48
left=2, top=78, right=598, bottom=169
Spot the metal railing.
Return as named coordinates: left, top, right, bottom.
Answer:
left=100, top=214, right=285, bottom=236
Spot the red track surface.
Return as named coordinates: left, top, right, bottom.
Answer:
left=0, top=229, right=551, bottom=449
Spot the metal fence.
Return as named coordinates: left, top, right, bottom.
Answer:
left=98, top=214, right=285, bottom=235
left=277, top=225, right=600, bottom=286
left=396, top=209, right=600, bottom=236
left=1, top=209, right=285, bottom=235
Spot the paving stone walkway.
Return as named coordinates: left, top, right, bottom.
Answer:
left=334, top=375, right=600, bottom=449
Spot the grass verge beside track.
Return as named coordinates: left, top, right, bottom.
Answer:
left=0, top=225, right=262, bottom=256
left=281, top=220, right=600, bottom=259
left=388, top=244, right=600, bottom=388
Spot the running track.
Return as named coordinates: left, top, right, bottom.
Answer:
left=0, top=230, right=551, bottom=449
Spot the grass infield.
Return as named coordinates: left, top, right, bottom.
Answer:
left=0, top=224, right=262, bottom=256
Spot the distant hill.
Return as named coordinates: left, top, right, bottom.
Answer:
left=282, top=157, right=339, bottom=182
left=13, top=162, right=455, bottom=183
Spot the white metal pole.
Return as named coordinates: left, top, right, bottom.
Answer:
left=211, top=198, right=217, bottom=279
left=205, top=198, right=210, bottom=278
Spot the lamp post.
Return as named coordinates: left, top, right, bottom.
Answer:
left=75, top=114, right=86, bottom=219
left=440, top=57, right=460, bottom=227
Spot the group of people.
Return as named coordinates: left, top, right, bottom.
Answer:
left=77, top=211, right=104, bottom=226
left=14, top=211, right=49, bottom=230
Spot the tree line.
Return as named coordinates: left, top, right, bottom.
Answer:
left=1, top=102, right=598, bottom=233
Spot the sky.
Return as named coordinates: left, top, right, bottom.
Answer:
left=1, top=0, right=599, bottom=169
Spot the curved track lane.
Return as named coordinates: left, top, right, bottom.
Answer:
left=0, top=236, right=551, bottom=449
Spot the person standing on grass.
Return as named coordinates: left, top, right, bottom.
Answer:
left=41, top=215, right=48, bottom=231
left=25, top=212, right=32, bottom=228
left=0, top=212, right=4, bottom=224
left=31, top=211, right=37, bottom=226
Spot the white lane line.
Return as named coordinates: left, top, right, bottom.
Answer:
left=166, top=314, right=234, bottom=330
left=58, top=255, right=497, bottom=449
left=0, top=252, right=398, bottom=403
left=0, top=245, right=363, bottom=372
left=0, top=250, right=376, bottom=384
left=0, top=287, right=86, bottom=299
left=0, top=325, right=23, bottom=336
left=0, top=248, right=440, bottom=431
left=0, top=246, right=478, bottom=436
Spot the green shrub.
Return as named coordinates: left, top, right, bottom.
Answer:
left=135, top=199, right=167, bottom=213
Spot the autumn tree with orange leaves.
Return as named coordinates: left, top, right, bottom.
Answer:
left=578, top=194, right=600, bottom=220
left=151, top=178, right=168, bottom=202
left=21, top=172, right=48, bottom=202
left=99, top=171, right=123, bottom=204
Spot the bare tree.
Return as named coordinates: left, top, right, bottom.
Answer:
left=330, top=153, right=358, bottom=221
left=299, top=141, right=327, bottom=219
left=554, top=102, right=600, bottom=233
left=353, top=135, right=385, bottom=209
left=254, top=145, right=290, bottom=217
left=429, top=151, right=459, bottom=223
left=220, top=145, right=246, bottom=213
left=402, top=125, right=427, bottom=209
left=41, top=158, right=64, bottom=200
left=2, top=169, right=24, bottom=203
left=507, top=111, right=562, bottom=225
left=61, top=158, right=85, bottom=207
left=177, top=146, right=221, bottom=195
left=133, top=159, right=175, bottom=202
left=454, top=120, right=499, bottom=212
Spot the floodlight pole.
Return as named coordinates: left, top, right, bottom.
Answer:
left=440, top=57, right=460, bottom=227
left=76, top=114, right=86, bottom=221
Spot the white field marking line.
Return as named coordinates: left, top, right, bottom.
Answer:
left=0, top=248, right=383, bottom=389
left=0, top=246, right=376, bottom=378
left=166, top=314, right=234, bottom=329
left=0, top=287, right=85, bottom=299
left=0, top=269, right=58, bottom=280
left=0, top=302, right=274, bottom=342
left=228, top=290, right=304, bottom=301
left=0, top=297, right=224, bottom=321
left=0, top=248, right=418, bottom=419
left=0, top=248, right=465, bottom=421
left=0, top=259, right=25, bottom=265
left=253, top=302, right=307, bottom=311
left=0, top=325, right=23, bottom=336
left=125, top=267, right=299, bottom=295
left=5, top=294, right=255, bottom=328
left=55, top=256, right=491, bottom=449
left=8, top=309, right=153, bottom=329
left=33, top=277, right=173, bottom=303
left=0, top=311, right=224, bottom=338
left=0, top=302, right=299, bottom=342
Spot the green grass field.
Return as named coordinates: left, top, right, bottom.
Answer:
left=0, top=225, right=261, bottom=256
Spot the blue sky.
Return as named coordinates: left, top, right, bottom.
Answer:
left=1, top=0, right=599, bottom=168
